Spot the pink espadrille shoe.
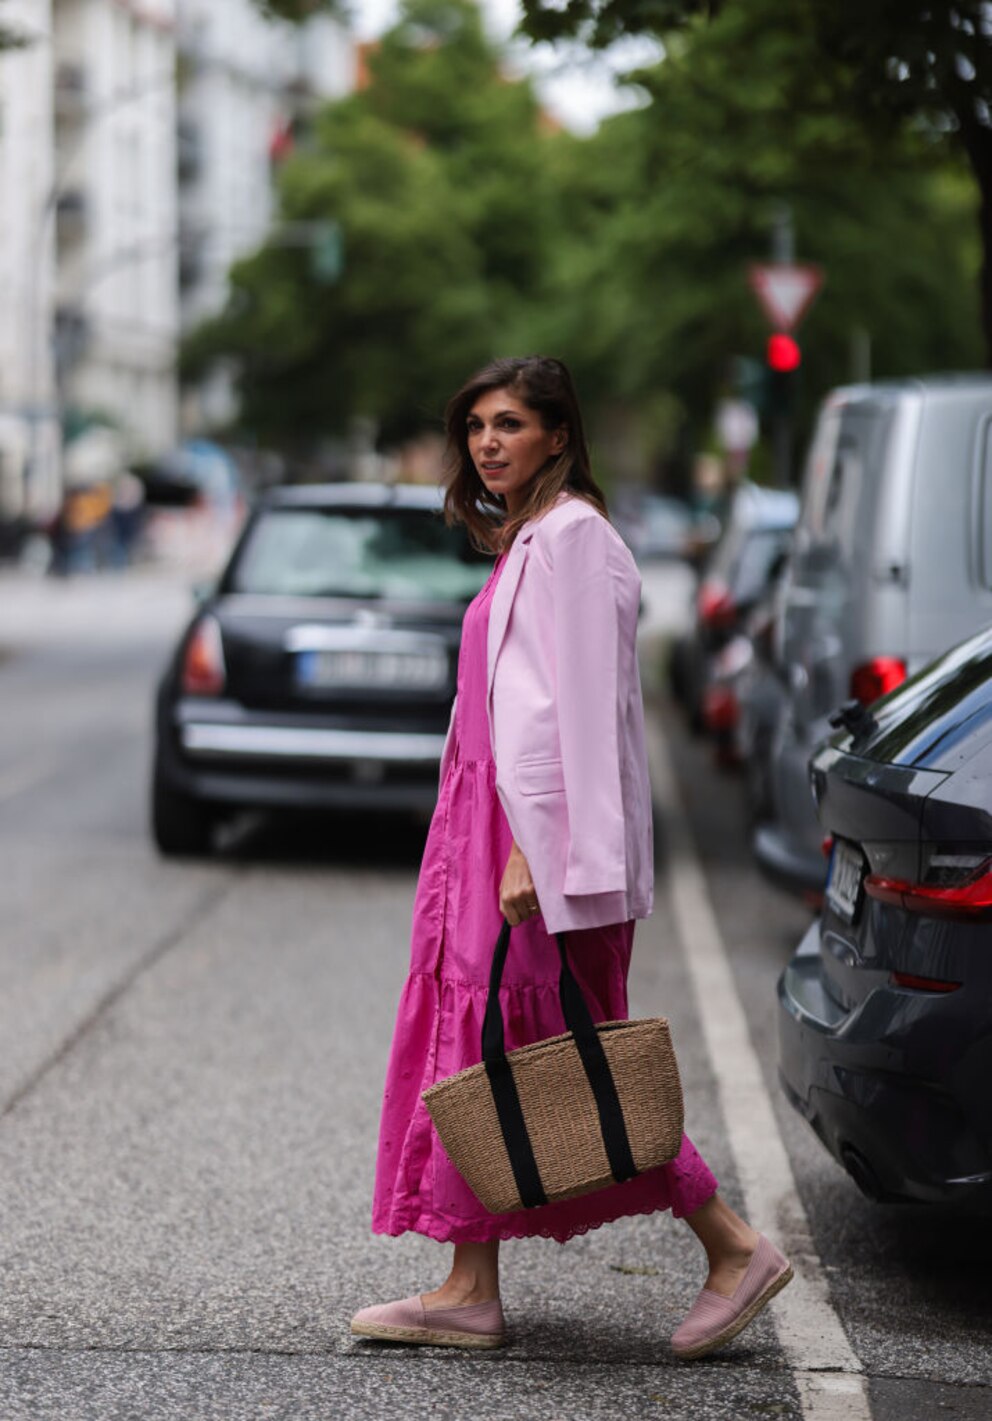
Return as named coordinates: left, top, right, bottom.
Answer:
left=671, top=1234, right=793, bottom=1360
left=350, top=1295, right=506, bottom=1350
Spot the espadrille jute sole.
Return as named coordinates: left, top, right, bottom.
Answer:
left=350, top=1319, right=506, bottom=1350
left=673, top=1263, right=794, bottom=1360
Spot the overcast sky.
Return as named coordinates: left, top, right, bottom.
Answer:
left=350, top=0, right=662, bottom=135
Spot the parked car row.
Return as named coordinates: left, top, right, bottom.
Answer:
left=758, top=376, right=992, bottom=904
left=672, top=374, right=992, bottom=1210
left=153, top=382, right=992, bottom=1210
left=669, top=480, right=797, bottom=755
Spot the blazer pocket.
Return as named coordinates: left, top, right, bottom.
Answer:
left=515, top=756, right=566, bottom=796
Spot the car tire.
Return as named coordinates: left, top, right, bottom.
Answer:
left=152, top=770, right=216, bottom=857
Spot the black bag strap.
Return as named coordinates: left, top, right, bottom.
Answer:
left=480, top=919, right=637, bottom=1209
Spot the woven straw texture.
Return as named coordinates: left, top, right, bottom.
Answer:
left=422, top=1018, right=684, bottom=1215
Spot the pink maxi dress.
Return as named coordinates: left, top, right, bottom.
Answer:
left=372, top=556, right=718, bottom=1244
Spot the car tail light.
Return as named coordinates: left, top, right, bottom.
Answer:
left=702, top=685, right=740, bottom=732
left=889, top=971, right=961, bottom=993
left=865, top=858, right=992, bottom=921
left=181, top=615, right=226, bottom=696
left=821, top=835, right=834, bottom=859
left=849, top=657, right=906, bottom=705
left=697, top=578, right=736, bottom=631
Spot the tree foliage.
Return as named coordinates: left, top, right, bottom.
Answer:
left=189, top=0, right=983, bottom=467
left=521, top=0, right=992, bottom=360
left=530, top=1, right=982, bottom=454
left=186, top=0, right=559, bottom=449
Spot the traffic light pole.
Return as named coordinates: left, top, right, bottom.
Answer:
left=772, top=206, right=794, bottom=489
left=772, top=407, right=793, bottom=490
left=748, top=215, right=823, bottom=492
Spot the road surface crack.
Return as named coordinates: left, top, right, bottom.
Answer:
left=0, top=878, right=238, bottom=1123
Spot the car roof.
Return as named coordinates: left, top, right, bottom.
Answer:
left=824, top=373, right=992, bottom=412
left=257, top=482, right=445, bottom=512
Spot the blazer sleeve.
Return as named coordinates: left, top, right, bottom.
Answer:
left=551, top=516, right=628, bottom=896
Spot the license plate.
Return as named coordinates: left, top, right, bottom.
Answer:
left=826, top=839, right=865, bottom=922
left=295, top=648, right=446, bottom=691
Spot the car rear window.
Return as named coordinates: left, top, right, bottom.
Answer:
left=226, top=507, right=490, bottom=601
left=846, top=623, right=992, bottom=769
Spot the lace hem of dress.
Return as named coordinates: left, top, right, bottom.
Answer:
left=372, top=1190, right=714, bottom=1247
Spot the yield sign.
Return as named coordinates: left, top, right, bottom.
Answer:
left=748, top=263, right=824, bottom=332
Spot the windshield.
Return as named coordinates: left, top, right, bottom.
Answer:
left=226, top=507, right=490, bottom=601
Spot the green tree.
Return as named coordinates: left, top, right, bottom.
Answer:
left=519, top=3, right=981, bottom=478
left=186, top=0, right=560, bottom=451
left=521, top=0, right=992, bottom=361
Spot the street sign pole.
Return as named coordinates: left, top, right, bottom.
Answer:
left=748, top=231, right=824, bottom=488
left=772, top=396, right=792, bottom=491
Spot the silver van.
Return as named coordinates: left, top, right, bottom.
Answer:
left=755, top=375, right=992, bottom=897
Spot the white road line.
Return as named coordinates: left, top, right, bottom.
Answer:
left=0, top=758, right=56, bottom=804
left=648, top=723, right=872, bottom=1421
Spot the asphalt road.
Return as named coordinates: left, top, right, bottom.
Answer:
left=0, top=566, right=988, bottom=1421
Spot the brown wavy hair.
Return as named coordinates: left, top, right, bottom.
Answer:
left=442, top=356, right=608, bottom=551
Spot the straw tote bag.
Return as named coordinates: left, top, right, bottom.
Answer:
left=422, top=919, right=684, bottom=1214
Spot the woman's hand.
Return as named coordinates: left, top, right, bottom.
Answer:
left=500, top=842, right=541, bottom=926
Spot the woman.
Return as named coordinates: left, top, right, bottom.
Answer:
left=352, top=356, right=791, bottom=1359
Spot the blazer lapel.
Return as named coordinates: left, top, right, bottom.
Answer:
left=486, top=526, right=535, bottom=738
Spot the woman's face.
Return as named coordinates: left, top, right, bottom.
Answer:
left=466, top=388, right=566, bottom=515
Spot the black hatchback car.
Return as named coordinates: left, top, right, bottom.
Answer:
left=778, top=622, right=992, bottom=1209
left=152, top=484, right=489, bottom=855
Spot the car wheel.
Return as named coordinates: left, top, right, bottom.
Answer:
left=152, top=770, right=216, bottom=857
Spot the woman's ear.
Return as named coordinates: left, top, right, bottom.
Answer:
left=551, top=426, right=568, bottom=454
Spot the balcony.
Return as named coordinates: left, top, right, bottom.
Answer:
left=54, top=61, right=88, bottom=122
left=177, top=116, right=203, bottom=184
left=54, top=303, right=91, bottom=376
left=178, top=221, right=208, bottom=291
left=55, top=189, right=88, bottom=246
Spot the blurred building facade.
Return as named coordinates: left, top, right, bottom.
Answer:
left=0, top=0, right=354, bottom=537
left=177, top=0, right=353, bottom=432
left=53, top=0, right=180, bottom=473
left=0, top=0, right=59, bottom=527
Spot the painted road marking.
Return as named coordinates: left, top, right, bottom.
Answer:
left=649, top=724, right=872, bottom=1421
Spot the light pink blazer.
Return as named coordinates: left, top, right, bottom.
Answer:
left=441, top=496, right=654, bottom=934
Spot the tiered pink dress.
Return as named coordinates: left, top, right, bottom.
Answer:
left=372, top=556, right=718, bottom=1244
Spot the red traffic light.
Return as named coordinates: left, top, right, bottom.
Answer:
left=767, top=332, right=801, bottom=373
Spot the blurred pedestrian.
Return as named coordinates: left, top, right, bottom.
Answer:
left=59, top=481, right=113, bottom=573
left=352, top=357, right=791, bottom=1359
left=109, top=470, right=147, bottom=566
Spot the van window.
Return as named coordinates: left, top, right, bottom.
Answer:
left=979, top=418, right=992, bottom=590
left=802, top=406, right=893, bottom=563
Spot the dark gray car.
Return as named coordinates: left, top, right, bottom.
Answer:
left=778, top=623, right=992, bottom=1208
